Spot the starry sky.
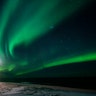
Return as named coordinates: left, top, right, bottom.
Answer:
left=0, top=0, right=96, bottom=78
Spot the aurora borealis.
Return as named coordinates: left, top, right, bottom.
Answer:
left=0, top=0, right=96, bottom=78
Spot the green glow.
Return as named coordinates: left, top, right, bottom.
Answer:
left=45, top=53, right=96, bottom=68
left=0, top=67, right=6, bottom=71
left=16, top=53, right=96, bottom=75
left=0, top=0, right=19, bottom=55
left=0, top=64, right=15, bottom=72
left=16, top=66, right=44, bottom=76
left=8, top=0, right=89, bottom=56
left=0, top=0, right=95, bottom=77
left=20, top=61, right=28, bottom=66
left=8, top=64, right=16, bottom=71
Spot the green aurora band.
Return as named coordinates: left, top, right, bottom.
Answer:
left=16, top=53, right=96, bottom=75
left=0, top=0, right=96, bottom=77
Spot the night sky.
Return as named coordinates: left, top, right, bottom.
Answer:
left=0, top=0, right=96, bottom=78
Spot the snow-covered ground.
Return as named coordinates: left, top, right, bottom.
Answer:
left=0, top=82, right=96, bottom=96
